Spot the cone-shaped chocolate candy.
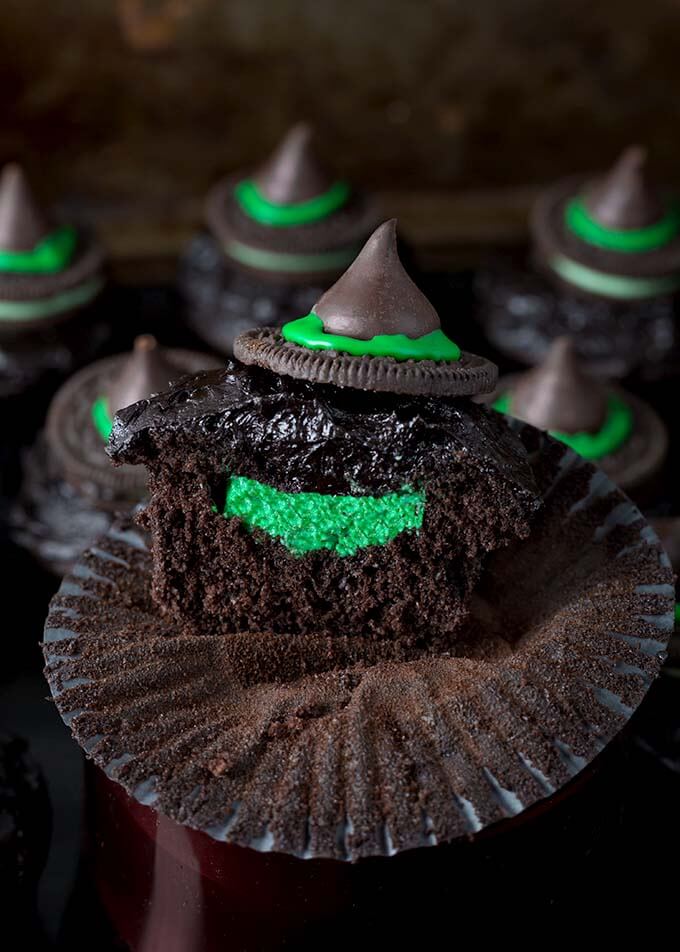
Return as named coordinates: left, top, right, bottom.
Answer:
left=252, top=123, right=334, bottom=205
left=510, top=337, right=608, bottom=434
left=583, top=146, right=664, bottom=230
left=315, top=219, right=440, bottom=339
left=0, top=164, right=51, bottom=252
left=107, top=335, right=181, bottom=416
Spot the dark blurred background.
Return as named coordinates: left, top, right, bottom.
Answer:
left=2, top=0, right=680, bottom=268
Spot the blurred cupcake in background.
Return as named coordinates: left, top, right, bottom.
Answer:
left=179, top=122, right=381, bottom=355
left=485, top=337, right=668, bottom=505
left=0, top=163, right=110, bottom=421
left=11, top=334, right=220, bottom=578
left=476, top=147, right=680, bottom=381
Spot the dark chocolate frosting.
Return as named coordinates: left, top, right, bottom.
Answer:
left=510, top=337, right=608, bottom=434
left=584, top=146, right=663, bottom=229
left=252, top=123, right=333, bottom=204
left=0, top=164, right=51, bottom=252
left=107, top=335, right=183, bottom=415
left=109, top=361, right=536, bottom=500
left=314, top=218, right=439, bottom=339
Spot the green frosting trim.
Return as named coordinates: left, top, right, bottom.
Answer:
left=91, top=395, right=113, bottom=442
left=565, top=198, right=680, bottom=253
left=675, top=603, right=680, bottom=624
left=224, top=239, right=359, bottom=274
left=493, top=391, right=633, bottom=460
left=234, top=179, right=351, bottom=227
left=223, top=475, right=425, bottom=556
left=282, top=312, right=461, bottom=362
left=0, top=275, right=104, bottom=322
left=0, top=226, right=77, bottom=274
left=548, top=253, right=680, bottom=300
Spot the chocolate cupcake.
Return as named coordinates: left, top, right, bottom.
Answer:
left=12, top=335, right=220, bottom=576
left=487, top=337, right=668, bottom=502
left=0, top=163, right=109, bottom=410
left=477, top=147, right=680, bottom=379
left=43, top=222, right=673, bottom=947
left=180, top=123, right=381, bottom=355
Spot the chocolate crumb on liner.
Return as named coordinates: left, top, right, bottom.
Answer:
left=43, top=427, right=674, bottom=861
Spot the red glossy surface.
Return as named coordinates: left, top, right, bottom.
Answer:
left=85, top=746, right=618, bottom=951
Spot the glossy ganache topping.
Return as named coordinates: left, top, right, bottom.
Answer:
left=109, top=360, right=537, bottom=501
left=494, top=337, right=633, bottom=460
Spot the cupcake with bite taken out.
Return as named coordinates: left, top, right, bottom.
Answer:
left=43, top=221, right=674, bottom=949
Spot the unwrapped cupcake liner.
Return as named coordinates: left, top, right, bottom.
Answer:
left=43, top=426, right=674, bottom=861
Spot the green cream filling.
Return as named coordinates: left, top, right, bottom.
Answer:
left=493, top=391, right=633, bottom=460
left=224, top=239, right=359, bottom=275
left=282, top=312, right=461, bottom=362
left=0, top=226, right=77, bottom=274
left=565, top=198, right=680, bottom=253
left=234, top=179, right=351, bottom=227
left=548, top=253, right=680, bottom=300
left=0, top=275, right=104, bottom=322
left=91, top=395, right=113, bottom=442
left=223, top=475, right=425, bottom=556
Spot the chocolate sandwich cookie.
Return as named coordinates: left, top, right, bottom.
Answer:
left=486, top=337, right=668, bottom=502
left=180, top=123, right=381, bottom=355
left=12, top=335, right=220, bottom=576
left=477, top=147, right=680, bottom=379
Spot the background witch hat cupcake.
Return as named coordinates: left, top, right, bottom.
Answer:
left=12, top=334, right=219, bottom=576
left=180, top=122, right=381, bottom=356
left=476, top=146, right=680, bottom=379
left=236, top=218, right=496, bottom=396
left=489, top=336, right=668, bottom=499
left=0, top=163, right=106, bottom=334
left=533, top=146, right=680, bottom=300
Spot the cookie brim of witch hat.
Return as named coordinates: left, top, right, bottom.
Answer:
left=42, top=430, right=674, bottom=861
left=44, top=349, right=222, bottom=500
left=532, top=176, right=680, bottom=279
left=234, top=327, right=498, bottom=397
left=205, top=176, right=381, bottom=283
left=0, top=230, right=106, bottom=332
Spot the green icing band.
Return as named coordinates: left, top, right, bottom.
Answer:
left=0, top=275, right=104, bottom=322
left=282, top=312, right=461, bottom=362
left=565, top=198, right=680, bottom=253
left=224, top=239, right=359, bottom=274
left=675, top=603, right=680, bottom=624
left=235, top=179, right=351, bottom=227
left=91, top=395, right=113, bottom=442
left=548, top=254, right=680, bottom=300
left=223, top=475, right=425, bottom=556
left=493, top=391, right=633, bottom=460
left=0, top=226, right=77, bottom=274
